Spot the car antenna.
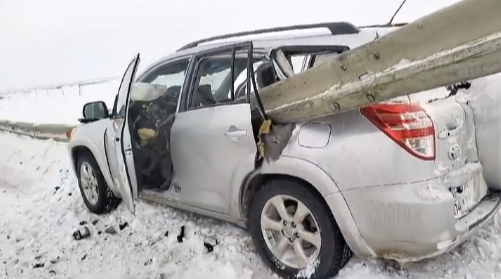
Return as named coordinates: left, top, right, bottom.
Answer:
left=358, top=0, right=408, bottom=29
left=388, top=0, right=408, bottom=25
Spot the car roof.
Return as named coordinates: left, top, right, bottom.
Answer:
left=145, top=26, right=398, bottom=70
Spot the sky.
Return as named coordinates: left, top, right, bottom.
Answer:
left=0, top=0, right=460, bottom=92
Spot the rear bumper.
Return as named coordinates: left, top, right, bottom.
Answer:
left=333, top=163, right=501, bottom=261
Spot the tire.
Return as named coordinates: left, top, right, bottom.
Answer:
left=76, top=152, right=121, bottom=214
left=248, top=178, right=352, bottom=279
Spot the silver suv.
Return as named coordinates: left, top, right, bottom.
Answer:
left=67, top=22, right=501, bottom=279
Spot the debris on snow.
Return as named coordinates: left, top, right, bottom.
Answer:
left=203, top=236, right=218, bottom=253
left=33, top=263, right=44, bottom=268
left=119, top=221, right=129, bottom=231
left=49, top=256, right=60, bottom=264
left=73, top=226, right=91, bottom=241
left=144, top=258, right=153, bottom=266
left=104, top=226, right=117, bottom=235
left=177, top=225, right=185, bottom=243
left=0, top=131, right=267, bottom=278
left=203, top=242, right=214, bottom=253
left=4, top=128, right=501, bottom=278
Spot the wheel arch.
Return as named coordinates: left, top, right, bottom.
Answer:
left=239, top=156, right=339, bottom=220
left=238, top=156, right=375, bottom=258
left=69, top=140, right=118, bottom=196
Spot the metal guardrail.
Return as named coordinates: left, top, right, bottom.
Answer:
left=0, top=120, right=75, bottom=142
left=0, top=76, right=119, bottom=96
left=0, top=77, right=116, bottom=141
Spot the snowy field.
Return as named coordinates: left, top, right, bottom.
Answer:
left=4, top=0, right=501, bottom=277
left=2, top=131, right=501, bottom=278
left=0, top=80, right=119, bottom=125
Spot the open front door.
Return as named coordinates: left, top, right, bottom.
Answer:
left=112, top=53, right=141, bottom=213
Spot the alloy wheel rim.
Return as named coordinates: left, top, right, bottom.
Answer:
left=80, top=162, right=99, bottom=205
left=260, top=194, right=322, bottom=269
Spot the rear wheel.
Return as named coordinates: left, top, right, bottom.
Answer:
left=76, top=152, right=120, bottom=214
left=248, top=178, right=351, bottom=279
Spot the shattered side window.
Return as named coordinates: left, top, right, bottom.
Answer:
left=150, top=73, right=186, bottom=88
left=142, top=59, right=191, bottom=96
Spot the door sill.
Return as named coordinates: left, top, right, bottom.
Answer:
left=138, top=190, right=246, bottom=229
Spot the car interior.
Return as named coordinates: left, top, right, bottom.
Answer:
left=120, top=47, right=341, bottom=193
left=125, top=53, right=282, bottom=192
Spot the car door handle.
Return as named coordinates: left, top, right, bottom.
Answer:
left=224, top=127, right=247, bottom=139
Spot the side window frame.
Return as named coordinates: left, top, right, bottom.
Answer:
left=111, top=71, right=128, bottom=118
left=135, top=56, right=194, bottom=114
left=270, top=45, right=350, bottom=77
left=109, top=56, right=194, bottom=118
left=111, top=93, right=119, bottom=117
left=178, top=43, right=266, bottom=113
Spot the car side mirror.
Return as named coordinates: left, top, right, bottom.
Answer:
left=81, top=101, right=109, bottom=123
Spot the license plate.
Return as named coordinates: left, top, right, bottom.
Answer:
left=454, top=180, right=476, bottom=219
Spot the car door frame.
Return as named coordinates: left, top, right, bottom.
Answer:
left=130, top=55, right=195, bottom=201
left=103, top=53, right=141, bottom=213
left=103, top=95, right=120, bottom=192
left=170, top=42, right=262, bottom=214
left=178, top=42, right=266, bottom=112
left=104, top=54, right=196, bottom=200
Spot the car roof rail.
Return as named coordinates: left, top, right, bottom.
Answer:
left=176, top=21, right=359, bottom=52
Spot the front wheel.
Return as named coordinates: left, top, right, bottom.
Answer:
left=76, top=152, right=120, bottom=214
left=248, top=178, right=351, bottom=279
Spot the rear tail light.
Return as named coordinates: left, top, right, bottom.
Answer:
left=360, top=103, right=435, bottom=160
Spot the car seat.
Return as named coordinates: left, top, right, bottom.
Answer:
left=191, top=84, right=216, bottom=108
left=255, top=63, right=278, bottom=88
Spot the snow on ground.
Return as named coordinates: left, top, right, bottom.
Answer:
left=0, top=132, right=269, bottom=279
left=2, top=132, right=501, bottom=279
left=0, top=80, right=119, bottom=125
